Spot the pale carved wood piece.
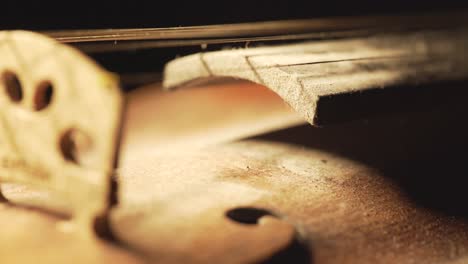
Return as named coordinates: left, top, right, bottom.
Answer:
left=0, top=31, right=124, bottom=229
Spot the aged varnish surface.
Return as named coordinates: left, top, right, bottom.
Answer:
left=2, top=80, right=468, bottom=263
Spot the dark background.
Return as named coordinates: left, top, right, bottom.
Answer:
left=4, top=0, right=462, bottom=89
left=2, top=1, right=468, bottom=30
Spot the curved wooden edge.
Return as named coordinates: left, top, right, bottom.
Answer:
left=163, top=28, right=468, bottom=125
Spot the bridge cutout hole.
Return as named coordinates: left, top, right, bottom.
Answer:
left=34, top=81, right=53, bottom=111
left=2, top=71, right=23, bottom=103
left=59, top=129, right=93, bottom=166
